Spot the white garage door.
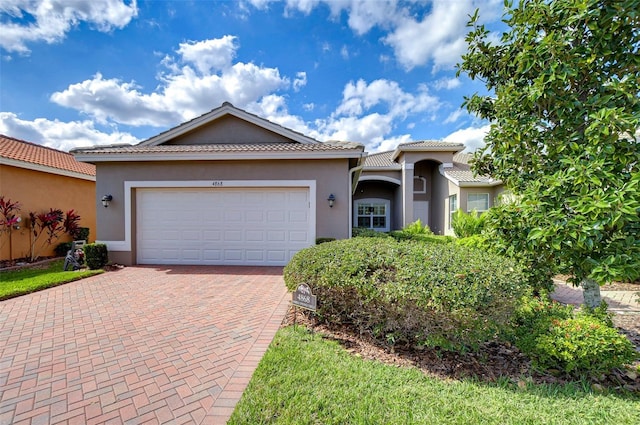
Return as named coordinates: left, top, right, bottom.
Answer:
left=137, top=187, right=313, bottom=265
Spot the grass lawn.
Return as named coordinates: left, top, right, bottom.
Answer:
left=229, top=326, right=640, bottom=425
left=0, top=259, right=103, bottom=300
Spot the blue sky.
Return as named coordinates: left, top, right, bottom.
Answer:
left=0, top=0, right=505, bottom=153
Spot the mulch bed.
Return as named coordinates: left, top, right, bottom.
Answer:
left=0, top=256, right=58, bottom=271
left=282, top=307, right=640, bottom=394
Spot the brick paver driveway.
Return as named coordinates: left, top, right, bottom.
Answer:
left=0, top=266, right=289, bottom=425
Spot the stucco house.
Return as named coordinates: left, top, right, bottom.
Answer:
left=0, top=135, right=96, bottom=261
left=72, top=103, right=501, bottom=266
left=357, top=143, right=503, bottom=236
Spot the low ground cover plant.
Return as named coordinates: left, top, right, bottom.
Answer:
left=509, top=295, right=638, bottom=375
left=284, top=237, right=527, bottom=352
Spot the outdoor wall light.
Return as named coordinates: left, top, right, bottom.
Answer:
left=327, top=193, right=336, bottom=208
left=101, top=194, right=113, bottom=208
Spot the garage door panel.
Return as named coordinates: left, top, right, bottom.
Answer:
left=137, top=187, right=313, bottom=265
left=266, top=211, right=285, bottom=222
left=246, top=230, right=264, bottom=241
left=289, top=231, right=309, bottom=242
left=267, top=231, right=285, bottom=241
left=203, top=230, right=222, bottom=241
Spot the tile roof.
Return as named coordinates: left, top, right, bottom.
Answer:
left=0, top=134, right=96, bottom=177
left=363, top=151, right=399, bottom=168
left=399, top=140, right=465, bottom=149
left=444, top=154, right=500, bottom=184
left=73, top=141, right=364, bottom=155
left=452, top=152, right=474, bottom=165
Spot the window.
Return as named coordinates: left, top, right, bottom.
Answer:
left=467, top=193, right=489, bottom=212
left=413, top=176, right=426, bottom=194
left=448, top=194, right=457, bottom=229
left=354, top=199, right=390, bottom=232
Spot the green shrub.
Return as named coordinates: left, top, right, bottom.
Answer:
left=389, top=231, right=454, bottom=245
left=534, top=316, right=637, bottom=375
left=351, top=228, right=391, bottom=238
left=315, top=237, right=336, bottom=245
left=508, top=294, right=574, bottom=355
left=84, top=243, right=108, bottom=270
left=509, top=296, right=637, bottom=375
left=54, top=228, right=90, bottom=257
left=455, top=234, right=489, bottom=249
left=55, top=242, right=72, bottom=257
left=451, top=209, right=486, bottom=238
left=401, top=219, right=433, bottom=235
left=482, top=204, right=557, bottom=294
left=284, top=237, right=527, bottom=352
left=75, top=227, right=90, bottom=242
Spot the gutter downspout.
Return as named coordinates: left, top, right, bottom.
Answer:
left=348, top=156, right=366, bottom=238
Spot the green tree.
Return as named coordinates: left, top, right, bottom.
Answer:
left=457, top=0, right=640, bottom=307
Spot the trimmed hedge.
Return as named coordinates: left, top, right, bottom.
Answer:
left=284, top=237, right=527, bottom=352
left=84, top=243, right=109, bottom=270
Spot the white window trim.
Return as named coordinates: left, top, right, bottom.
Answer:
left=97, top=180, right=316, bottom=252
left=413, top=176, right=427, bottom=194
left=448, top=194, right=457, bottom=229
left=467, top=193, right=490, bottom=212
left=353, top=198, right=391, bottom=232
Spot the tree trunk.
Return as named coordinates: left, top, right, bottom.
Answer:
left=581, top=278, right=602, bottom=308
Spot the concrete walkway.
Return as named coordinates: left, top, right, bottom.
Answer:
left=551, top=279, right=640, bottom=313
left=0, top=266, right=290, bottom=425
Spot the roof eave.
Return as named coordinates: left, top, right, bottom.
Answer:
left=391, top=144, right=465, bottom=161
left=362, top=165, right=402, bottom=171
left=0, top=157, right=96, bottom=181
left=73, top=150, right=365, bottom=163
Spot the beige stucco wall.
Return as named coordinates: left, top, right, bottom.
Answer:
left=0, top=164, right=96, bottom=261
left=168, top=115, right=295, bottom=145
left=95, top=158, right=353, bottom=265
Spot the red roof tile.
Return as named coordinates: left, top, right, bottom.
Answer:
left=0, top=134, right=96, bottom=177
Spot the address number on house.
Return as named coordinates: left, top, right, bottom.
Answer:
left=212, top=181, right=224, bottom=186
left=292, top=283, right=317, bottom=311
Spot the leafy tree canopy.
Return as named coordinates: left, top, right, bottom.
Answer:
left=458, top=0, right=640, bottom=289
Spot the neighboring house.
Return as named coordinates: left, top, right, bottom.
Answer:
left=0, top=135, right=96, bottom=261
left=72, top=102, right=365, bottom=266
left=72, top=102, right=501, bottom=267
left=357, top=143, right=503, bottom=236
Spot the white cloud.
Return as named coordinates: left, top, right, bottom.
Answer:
left=384, top=1, right=469, bottom=70
left=335, top=79, right=439, bottom=120
left=340, top=45, right=349, bottom=60
left=0, top=112, right=139, bottom=152
left=0, top=0, right=138, bottom=53
left=434, top=77, right=461, bottom=90
left=176, top=36, right=238, bottom=75
left=443, top=108, right=465, bottom=124
left=443, top=124, right=490, bottom=152
left=275, top=0, right=503, bottom=70
left=247, top=95, right=318, bottom=138
left=293, top=71, right=307, bottom=91
left=50, top=36, right=289, bottom=127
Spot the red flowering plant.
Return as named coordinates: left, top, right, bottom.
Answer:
left=28, top=209, right=64, bottom=261
left=63, top=209, right=82, bottom=239
left=0, top=196, right=22, bottom=251
left=27, top=209, right=83, bottom=261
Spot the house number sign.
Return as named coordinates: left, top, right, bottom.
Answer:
left=212, top=181, right=224, bottom=186
left=292, top=283, right=317, bottom=311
